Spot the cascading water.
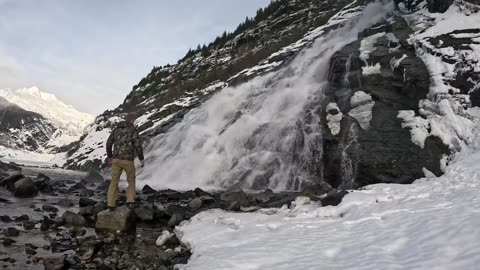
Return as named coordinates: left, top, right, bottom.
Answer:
left=138, top=2, right=392, bottom=191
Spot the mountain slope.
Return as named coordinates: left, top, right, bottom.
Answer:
left=0, top=87, right=95, bottom=147
left=0, top=97, right=55, bottom=153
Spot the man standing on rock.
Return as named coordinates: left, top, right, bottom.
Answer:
left=106, top=114, right=145, bottom=211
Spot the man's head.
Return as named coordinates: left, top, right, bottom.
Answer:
left=125, top=114, right=137, bottom=124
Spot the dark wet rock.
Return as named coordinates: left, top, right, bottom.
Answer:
left=79, top=197, right=98, bottom=207
left=250, top=192, right=276, bottom=204
left=43, top=204, right=59, bottom=213
left=180, top=190, right=197, bottom=200
left=79, top=189, right=95, bottom=197
left=78, top=206, right=94, bottom=216
left=426, top=0, right=454, bottom=13
left=3, top=227, right=19, bottom=237
left=0, top=215, right=11, bottom=223
left=14, top=215, right=29, bottom=222
left=43, top=245, right=51, bottom=250
left=82, top=171, right=104, bottom=185
left=168, top=213, right=185, bottom=227
left=142, top=185, right=157, bottom=194
left=62, top=211, right=87, bottom=227
left=189, top=198, right=203, bottom=211
left=302, top=182, right=334, bottom=196
left=34, top=173, right=55, bottom=193
left=26, top=246, right=37, bottom=255
left=93, top=202, right=108, bottom=216
left=41, top=217, right=53, bottom=231
left=220, top=188, right=250, bottom=207
left=135, top=204, right=155, bottom=222
left=227, top=201, right=241, bottom=211
left=2, top=238, right=15, bottom=246
left=158, top=189, right=182, bottom=201
left=70, top=183, right=86, bottom=191
left=43, top=256, right=66, bottom=270
left=57, top=198, right=74, bottom=207
left=321, top=190, right=349, bottom=207
left=0, top=173, right=24, bottom=190
left=194, top=187, right=212, bottom=197
left=96, top=206, right=135, bottom=232
left=23, top=220, right=35, bottom=230
left=13, top=177, right=38, bottom=197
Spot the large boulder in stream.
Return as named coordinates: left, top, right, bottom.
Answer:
left=13, top=178, right=38, bottom=197
left=96, top=206, right=136, bottom=232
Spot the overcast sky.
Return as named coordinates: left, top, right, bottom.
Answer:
left=0, top=0, right=271, bottom=115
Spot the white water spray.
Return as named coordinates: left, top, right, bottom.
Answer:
left=138, top=2, right=392, bottom=191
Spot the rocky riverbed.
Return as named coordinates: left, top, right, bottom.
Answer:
left=0, top=161, right=347, bottom=270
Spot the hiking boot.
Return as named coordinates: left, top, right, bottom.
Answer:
left=109, top=207, right=116, bottom=212
left=127, top=203, right=135, bottom=209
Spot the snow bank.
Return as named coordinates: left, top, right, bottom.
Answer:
left=178, top=133, right=480, bottom=269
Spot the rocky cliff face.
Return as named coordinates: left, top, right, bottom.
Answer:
left=66, top=0, right=480, bottom=191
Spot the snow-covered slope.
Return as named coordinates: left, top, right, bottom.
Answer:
left=0, top=86, right=95, bottom=146
left=178, top=127, right=480, bottom=269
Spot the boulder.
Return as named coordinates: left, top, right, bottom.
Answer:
left=95, top=206, right=135, bottom=232
left=57, top=198, right=74, bottom=207
left=79, top=189, right=95, bottom=197
left=23, top=221, right=35, bottom=230
left=34, top=173, right=54, bottom=193
left=135, top=205, right=155, bottom=222
left=321, top=190, right=349, bottom=207
left=43, top=256, right=66, bottom=270
left=42, top=204, right=59, bottom=213
left=3, top=227, right=19, bottom=237
left=302, top=182, right=333, bottom=196
left=0, top=174, right=24, bottom=190
left=62, top=211, right=86, bottom=227
left=220, top=188, right=249, bottom=207
left=426, top=0, right=454, bottom=13
left=13, top=178, right=38, bottom=197
left=142, top=185, right=157, bottom=194
left=2, top=238, right=15, bottom=246
left=0, top=215, right=12, bottom=222
left=79, top=197, right=98, bottom=207
left=188, top=198, right=203, bottom=211
left=82, top=171, right=104, bottom=185
left=168, top=213, right=184, bottom=227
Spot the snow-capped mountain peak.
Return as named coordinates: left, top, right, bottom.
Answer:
left=0, top=87, right=95, bottom=146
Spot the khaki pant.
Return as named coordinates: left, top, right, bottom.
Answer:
left=108, top=159, right=136, bottom=207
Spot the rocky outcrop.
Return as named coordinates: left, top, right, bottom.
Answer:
left=321, top=17, right=450, bottom=189
left=13, top=178, right=38, bottom=198
left=427, top=0, right=455, bottom=13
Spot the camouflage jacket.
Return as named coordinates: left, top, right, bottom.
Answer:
left=106, top=121, right=144, bottom=161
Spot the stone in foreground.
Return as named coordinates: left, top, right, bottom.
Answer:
left=95, top=206, right=136, bottom=233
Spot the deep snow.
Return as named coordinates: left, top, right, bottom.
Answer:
left=176, top=110, right=480, bottom=270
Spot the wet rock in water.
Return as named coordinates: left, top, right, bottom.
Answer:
left=135, top=204, right=155, bottom=222
left=227, top=201, right=241, bottom=211
left=14, top=177, right=38, bottom=197
left=62, top=211, right=87, bottom=227
left=79, top=189, right=95, bottom=197
left=41, top=217, right=53, bottom=231
left=0, top=174, right=24, bottom=190
left=2, top=238, right=15, bottom=246
left=42, top=204, right=59, bottom=213
left=14, top=215, right=29, bottom=222
left=43, top=256, right=66, bottom=270
left=0, top=215, right=12, bottom=223
left=321, top=190, right=349, bottom=207
left=96, top=206, right=135, bottom=232
left=3, top=227, right=19, bottom=237
left=78, top=206, right=94, bottom=216
left=69, top=183, right=86, bottom=191
left=82, top=171, right=104, bottom=185
left=93, top=202, right=107, bottom=216
left=57, top=198, right=74, bottom=207
left=142, top=185, right=157, bottom=194
left=23, top=221, right=36, bottom=230
left=79, top=197, right=98, bottom=207
left=220, top=188, right=250, bottom=207
left=34, top=173, right=54, bottom=193
left=180, top=190, right=197, bottom=200
left=25, top=246, right=37, bottom=255
left=168, top=213, right=185, bottom=227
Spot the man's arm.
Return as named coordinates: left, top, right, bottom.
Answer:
left=132, top=129, right=145, bottom=166
left=106, top=129, right=115, bottom=162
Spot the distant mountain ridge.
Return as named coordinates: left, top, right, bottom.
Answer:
left=0, top=87, right=95, bottom=148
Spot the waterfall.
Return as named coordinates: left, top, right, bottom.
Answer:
left=138, top=2, right=391, bottom=191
